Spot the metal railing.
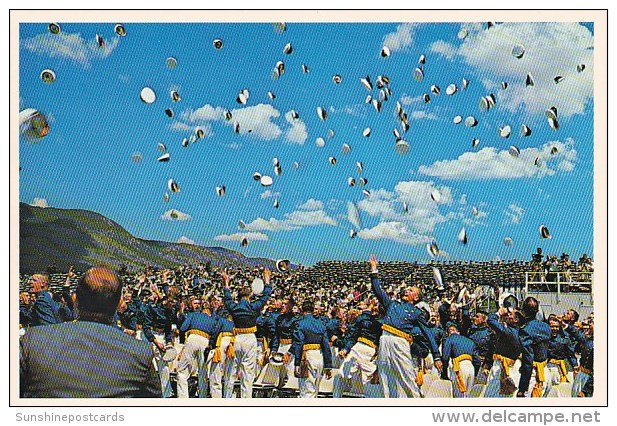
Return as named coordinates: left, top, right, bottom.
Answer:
left=525, top=271, right=593, bottom=294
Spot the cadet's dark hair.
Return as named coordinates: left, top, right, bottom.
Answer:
left=521, top=297, right=539, bottom=319
left=568, top=309, right=580, bottom=322
left=76, top=268, right=123, bottom=323
left=239, top=286, right=252, bottom=299
left=302, top=300, right=314, bottom=313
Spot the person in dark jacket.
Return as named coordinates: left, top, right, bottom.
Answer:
left=20, top=267, right=161, bottom=398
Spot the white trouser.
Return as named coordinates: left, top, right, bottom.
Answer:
left=484, top=358, right=522, bottom=398
left=151, top=331, right=173, bottom=398
left=270, top=342, right=295, bottom=387
left=376, top=332, right=420, bottom=398
left=333, top=341, right=378, bottom=398
left=224, top=333, right=257, bottom=398
left=255, top=338, right=268, bottom=377
left=527, top=364, right=551, bottom=398
left=208, top=335, right=232, bottom=398
left=425, top=353, right=435, bottom=376
left=449, top=359, right=475, bottom=398
left=547, top=362, right=568, bottom=386
left=176, top=333, right=209, bottom=398
left=299, top=349, right=323, bottom=398
left=571, top=371, right=591, bottom=397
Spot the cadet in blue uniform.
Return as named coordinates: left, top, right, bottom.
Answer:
left=484, top=307, right=523, bottom=397
left=468, top=311, right=491, bottom=360
left=517, top=297, right=551, bottom=398
left=563, top=319, right=593, bottom=397
left=369, top=255, right=442, bottom=398
left=546, top=315, right=577, bottom=385
left=333, top=299, right=382, bottom=398
left=441, top=323, right=481, bottom=398
left=270, top=298, right=301, bottom=387
left=222, top=269, right=273, bottom=398
left=29, top=274, right=71, bottom=326
left=176, top=300, right=219, bottom=398
left=116, top=291, right=141, bottom=337
left=207, top=297, right=235, bottom=398
left=291, top=299, right=333, bottom=398
left=256, top=307, right=277, bottom=374
left=141, top=286, right=175, bottom=398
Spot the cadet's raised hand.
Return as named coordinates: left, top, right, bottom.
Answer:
left=369, top=255, right=379, bottom=273
left=221, top=270, right=231, bottom=288
left=263, top=268, right=271, bottom=284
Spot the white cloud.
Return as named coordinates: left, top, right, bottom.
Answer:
left=22, top=32, right=119, bottom=67
left=455, top=22, right=594, bottom=117
left=383, top=23, right=419, bottom=52
left=243, top=217, right=299, bottom=232
left=400, top=94, right=422, bottom=105
left=284, top=111, right=308, bottom=144
left=161, top=209, right=191, bottom=221
left=180, top=103, right=282, bottom=140
left=504, top=204, right=525, bottom=225
left=260, top=190, right=281, bottom=199
left=410, top=110, right=438, bottom=120
left=418, top=138, right=577, bottom=180
left=298, top=199, right=324, bottom=211
left=243, top=200, right=337, bottom=232
left=225, top=142, right=242, bottom=150
left=429, top=40, right=457, bottom=60
left=460, top=194, right=468, bottom=205
left=183, top=104, right=226, bottom=122
left=31, top=198, right=49, bottom=208
left=177, top=236, right=195, bottom=245
left=214, top=232, right=268, bottom=242
left=358, top=222, right=432, bottom=245
left=558, top=160, right=575, bottom=172
left=230, top=104, right=283, bottom=140
left=355, top=180, right=456, bottom=238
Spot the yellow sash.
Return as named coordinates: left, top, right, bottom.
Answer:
left=358, top=337, right=377, bottom=349
left=382, top=324, right=414, bottom=344
left=415, top=357, right=425, bottom=387
left=549, top=358, right=569, bottom=383
left=186, top=329, right=211, bottom=340
left=531, top=360, right=548, bottom=397
left=226, top=326, right=258, bottom=359
left=258, top=337, right=270, bottom=367
left=580, top=366, right=592, bottom=375
left=452, top=354, right=473, bottom=393
left=280, top=338, right=292, bottom=345
left=211, top=332, right=233, bottom=363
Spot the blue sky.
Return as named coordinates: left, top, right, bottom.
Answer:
left=19, top=21, right=595, bottom=265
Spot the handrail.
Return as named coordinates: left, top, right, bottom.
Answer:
left=525, top=271, right=593, bottom=294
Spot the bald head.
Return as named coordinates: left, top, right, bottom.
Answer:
left=76, top=267, right=123, bottom=321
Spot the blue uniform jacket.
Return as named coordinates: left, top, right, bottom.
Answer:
left=468, top=326, right=491, bottom=360
left=256, top=313, right=277, bottom=345
left=343, top=310, right=382, bottom=352
left=31, top=291, right=64, bottom=326
left=210, top=314, right=235, bottom=345
left=518, top=319, right=551, bottom=394
left=564, top=324, right=593, bottom=371
left=486, top=313, right=522, bottom=361
left=548, top=332, right=578, bottom=369
left=291, top=314, right=333, bottom=369
left=180, top=311, right=220, bottom=341
left=441, top=333, right=481, bottom=379
left=141, top=302, right=174, bottom=343
left=223, top=285, right=272, bottom=329
left=371, top=274, right=441, bottom=361
left=272, top=312, right=301, bottom=353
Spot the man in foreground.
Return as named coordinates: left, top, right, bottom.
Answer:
left=20, top=267, right=161, bottom=398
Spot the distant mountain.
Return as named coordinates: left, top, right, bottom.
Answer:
left=19, top=203, right=276, bottom=274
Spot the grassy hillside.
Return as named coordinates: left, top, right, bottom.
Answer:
left=19, top=203, right=275, bottom=274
